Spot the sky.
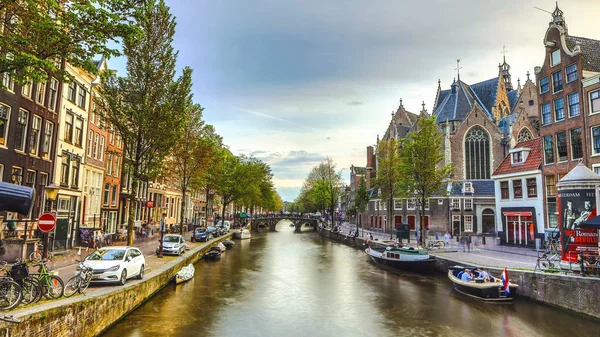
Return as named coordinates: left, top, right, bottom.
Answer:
left=110, top=0, right=600, bottom=201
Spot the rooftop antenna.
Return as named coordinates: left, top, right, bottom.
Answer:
left=533, top=6, right=553, bottom=15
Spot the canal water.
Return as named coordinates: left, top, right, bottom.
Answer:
left=102, top=221, right=600, bottom=337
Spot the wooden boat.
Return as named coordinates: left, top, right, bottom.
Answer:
left=204, top=247, right=222, bottom=260
left=222, top=240, right=235, bottom=249
left=175, top=264, right=195, bottom=284
left=233, top=228, right=251, bottom=240
left=448, top=265, right=519, bottom=301
left=365, top=243, right=435, bottom=273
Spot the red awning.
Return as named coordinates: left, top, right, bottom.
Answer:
left=503, top=211, right=532, bottom=217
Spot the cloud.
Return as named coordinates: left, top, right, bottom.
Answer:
left=347, top=101, right=363, bottom=106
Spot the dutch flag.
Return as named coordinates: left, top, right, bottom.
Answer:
left=501, top=268, right=510, bottom=296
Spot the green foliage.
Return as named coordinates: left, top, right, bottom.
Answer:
left=354, top=176, right=369, bottom=214
left=374, top=139, right=402, bottom=234
left=94, top=0, right=190, bottom=245
left=0, top=0, right=140, bottom=84
left=295, top=157, right=344, bottom=221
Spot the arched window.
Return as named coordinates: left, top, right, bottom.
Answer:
left=517, top=128, right=533, bottom=142
left=465, top=126, right=491, bottom=179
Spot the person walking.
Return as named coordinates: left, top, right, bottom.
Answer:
left=444, top=232, right=451, bottom=248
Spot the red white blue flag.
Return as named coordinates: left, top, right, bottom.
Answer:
left=501, top=268, right=510, bottom=296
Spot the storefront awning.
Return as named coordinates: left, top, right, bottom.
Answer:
left=503, top=211, right=532, bottom=217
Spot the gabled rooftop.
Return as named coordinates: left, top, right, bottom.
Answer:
left=492, top=138, right=542, bottom=177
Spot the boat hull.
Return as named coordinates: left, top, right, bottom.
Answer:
left=233, top=230, right=251, bottom=239
left=366, top=249, right=436, bottom=273
left=175, top=276, right=192, bottom=284
left=448, top=268, right=518, bottom=301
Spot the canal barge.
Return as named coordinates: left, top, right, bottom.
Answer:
left=448, top=266, right=519, bottom=301
left=365, top=243, right=436, bottom=273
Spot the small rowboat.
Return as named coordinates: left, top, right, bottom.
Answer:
left=222, top=240, right=235, bottom=249
left=448, top=265, right=519, bottom=301
left=204, top=247, right=222, bottom=260
left=175, top=264, right=195, bottom=284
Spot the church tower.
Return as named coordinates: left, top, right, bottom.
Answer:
left=498, top=48, right=513, bottom=92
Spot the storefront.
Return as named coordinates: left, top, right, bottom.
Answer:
left=500, top=207, right=537, bottom=246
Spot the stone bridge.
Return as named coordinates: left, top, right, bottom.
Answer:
left=250, top=217, right=319, bottom=233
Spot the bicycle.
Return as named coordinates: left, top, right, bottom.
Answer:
left=29, top=259, right=64, bottom=299
left=29, top=246, right=53, bottom=266
left=1, top=260, right=42, bottom=305
left=536, top=251, right=561, bottom=270
left=427, top=240, right=446, bottom=249
left=63, top=261, right=93, bottom=298
left=0, top=276, right=22, bottom=311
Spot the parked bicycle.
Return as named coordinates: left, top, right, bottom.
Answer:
left=29, top=245, right=53, bottom=266
left=536, top=251, right=561, bottom=270
left=63, top=261, right=93, bottom=298
left=29, top=259, right=64, bottom=299
left=426, top=240, right=446, bottom=249
left=1, top=260, right=42, bottom=305
left=0, top=274, right=22, bottom=311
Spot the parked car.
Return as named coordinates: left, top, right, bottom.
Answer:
left=156, top=234, right=185, bottom=256
left=84, top=246, right=145, bottom=285
left=195, top=228, right=212, bottom=242
left=207, top=226, right=219, bottom=237
left=216, top=220, right=231, bottom=232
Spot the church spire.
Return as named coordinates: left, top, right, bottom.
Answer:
left=499, top=46, right=513, bottom=91
left=517, top=77, right=522, bottom=95
left=551, top=2, right=566, bottom=28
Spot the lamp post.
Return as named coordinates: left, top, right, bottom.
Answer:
left=157, top=212, right=166, bottom=258
left=43, top=183, right=59, bottom=259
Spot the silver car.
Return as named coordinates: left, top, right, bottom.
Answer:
left=158, top=234, right=185, bottom=256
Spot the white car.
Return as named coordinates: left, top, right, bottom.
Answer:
left=84, top=246, right=146, bottom=285
left=216, top=220, right=231, bottom=232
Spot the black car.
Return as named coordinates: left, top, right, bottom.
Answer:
left=207, top=226, right=219, bottom=237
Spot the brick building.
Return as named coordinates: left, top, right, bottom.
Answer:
left=535, top=5, right=600, bottom=232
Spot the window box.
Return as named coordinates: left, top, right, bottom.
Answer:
left=464, top=208, right=473, bottom=212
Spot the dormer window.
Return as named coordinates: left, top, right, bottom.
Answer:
left=512, top=151, right=523, bottom=164
left=463, top=182, right=473, bottom=194
left=551, top=49, right=561, bottom=67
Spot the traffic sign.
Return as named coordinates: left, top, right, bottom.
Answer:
left=38, top=213, right=56, bottom=232
left=147, top=200, right=154, bottom=209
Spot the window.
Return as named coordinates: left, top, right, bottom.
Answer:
left=42, top=121, right=54, bottom=159
left=116, top=134, right=122, bottom=149
left=106, top=153, right=112, bottom=175
left=546, top=175, right=556, bottom=197
left=438, top=199, right=444, bottom=205
left=11, top=167, right=23, bottom=185
left=0, top=103, right=10, bottom=147
left=529, top=100, right=534, bottom=106
left=425, top=199, right=430, bottom=210
left=15, top=109, right=28, bottom=152
left=544, top=135, right=554, bottom=164
left=71, top=157, right=80, bottom=188
left=104, top=183, right=110, bottom=206
left=77, top=84, right=87, bottom=109
left=2, top=70, right=14, bottom=92
left=566, top=64, right=577, bottom=82
left=513, top=179, right=522, bottom=198
left=406, top=198, right=416, bottom=210
left=64, top=111, right=74, bottom=142
left=465, top=126, right=490, bottom=179
left=551, top=49, right=561, bottom=66
left=111, top=185, right=117, bottom=206
left=554, top=97, right=565, bottom=121
left=464, top=215, right=473, bottom=232
left=593, top=126, right=600, bottom=155
left=48, top=78, right=58, bottom=111
left=67, top=82, right=77, bottom=102
left=60, top=153, right=70, bottom=185
left=541, top=103, right=551, bottom=125
left=394, top=199, right=402, bottom=210
left=526, top=178, right=537, bottom=198
left=99, top=136, right=105, bottom=161
left=540, top=77, right=549, bottom=94
left=512, top=151, right=522, bottom=164
left=463, top=182, right=473, bottom=193
left=109, top=125, right=115, bottom=145
left=570, top=128, right=582, bottom=160
left=451, top=198, right=460, bottom=210
left=29, top=115, right=42, bottom=156
left=39, top=172, right=48, bottom=186
left=22, top=80, right=32, bottom=98
left=500, top=181, right=509, bottom=199
left=36, top=82, right=46, bottom=104
left=464, top=199, right=472, bottom=210
left=594, top=165, right=600, bottom=176
left=556, top=132, right=567, bottom=162
left=87, top=130, right=93, bottom=157
left=93, top=133, right=99, bottom=159
left=567, top=92, right=580, bottom=117
left=517, top=128, right=533, bottom=142
left=25, top=170, right=36, bottom=188
left=552, top=71, right=563, bottom=93
left=591, top=90, right=600, bottom=114
left=74, top=117, right=83, bottom=147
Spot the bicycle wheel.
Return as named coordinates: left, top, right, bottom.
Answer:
left=42, top=275, right=64, bottom=299
left=80, top=272, right=92, bottom=294
left=63, top=277, right=80, bottom=298
left=19, top=278, right=41, bottom=305
left=537, top=258, right=551, bottom=270
left=25, top=277, right=43, bottom=303
left=29, top=250, right=42, bottom=263
left=0, top=280, right=23, bottom=310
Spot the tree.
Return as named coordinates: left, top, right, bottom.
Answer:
left=301, top=158, right=344, bottom=226
left=95, top=0, right=191, bottom=245
left=0, top=0, right=139, bottom=84
left=374, top=139, right=402, bottom=237
left=354, top=176, right=370, bottom=235
left=397, top=117, right=453, bottom=246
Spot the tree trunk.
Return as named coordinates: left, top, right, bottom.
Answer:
left=205, top=186, right=211, bottom=227
left=127, top=178, right=138, bottom=246
left=180, top=191, right=186, bottom=235
left=221, top=198, right=227, bottom=228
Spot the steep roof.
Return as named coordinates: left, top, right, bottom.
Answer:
left=507, top=90, right=519, bottom=110
left=445, top=180, right=495, bottom=197
left=470, top=78, right=498, bottom=114
left=492, top=138, right=542, bottom=176
left=565, top=35, right=600, bottom=73
left=434, top=78, right=502, bottom=123
left=498, top=113, right=518, bottom=137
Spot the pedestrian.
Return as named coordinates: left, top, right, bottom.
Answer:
left=444, top=232, right=451, bottom=248
left=467, top=235, right=472, bottom=252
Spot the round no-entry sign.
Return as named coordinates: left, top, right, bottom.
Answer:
left=38, top=213, right=57, bottom=232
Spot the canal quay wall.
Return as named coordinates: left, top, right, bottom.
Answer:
left=0, top=234, right=233, bottom=337
left=318, top=229, right=600, bottom=320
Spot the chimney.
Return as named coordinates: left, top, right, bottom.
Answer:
left=367, top=146, right=374, bottom=168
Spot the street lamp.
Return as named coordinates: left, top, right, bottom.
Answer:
left=43, top=183, right=59, bottom=259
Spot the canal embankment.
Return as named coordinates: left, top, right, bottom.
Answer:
left=318, top=228, right=600, bottom=320
left=0, top=234, right=233, bottom=337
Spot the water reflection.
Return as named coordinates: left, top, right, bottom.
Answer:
left=102, top=222, right=600, bottom=337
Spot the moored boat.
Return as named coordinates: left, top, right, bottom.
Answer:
left=222, top=240, right=235, bottom=249
left=204, top=247, right=222, bottom=260
left=233, top=228, right=251, bottom=240
left=448, top=265, right=519, bottom=301
left=175, top=264, right=195, bottom=284
left=364, top=243, right=435, bottom=273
